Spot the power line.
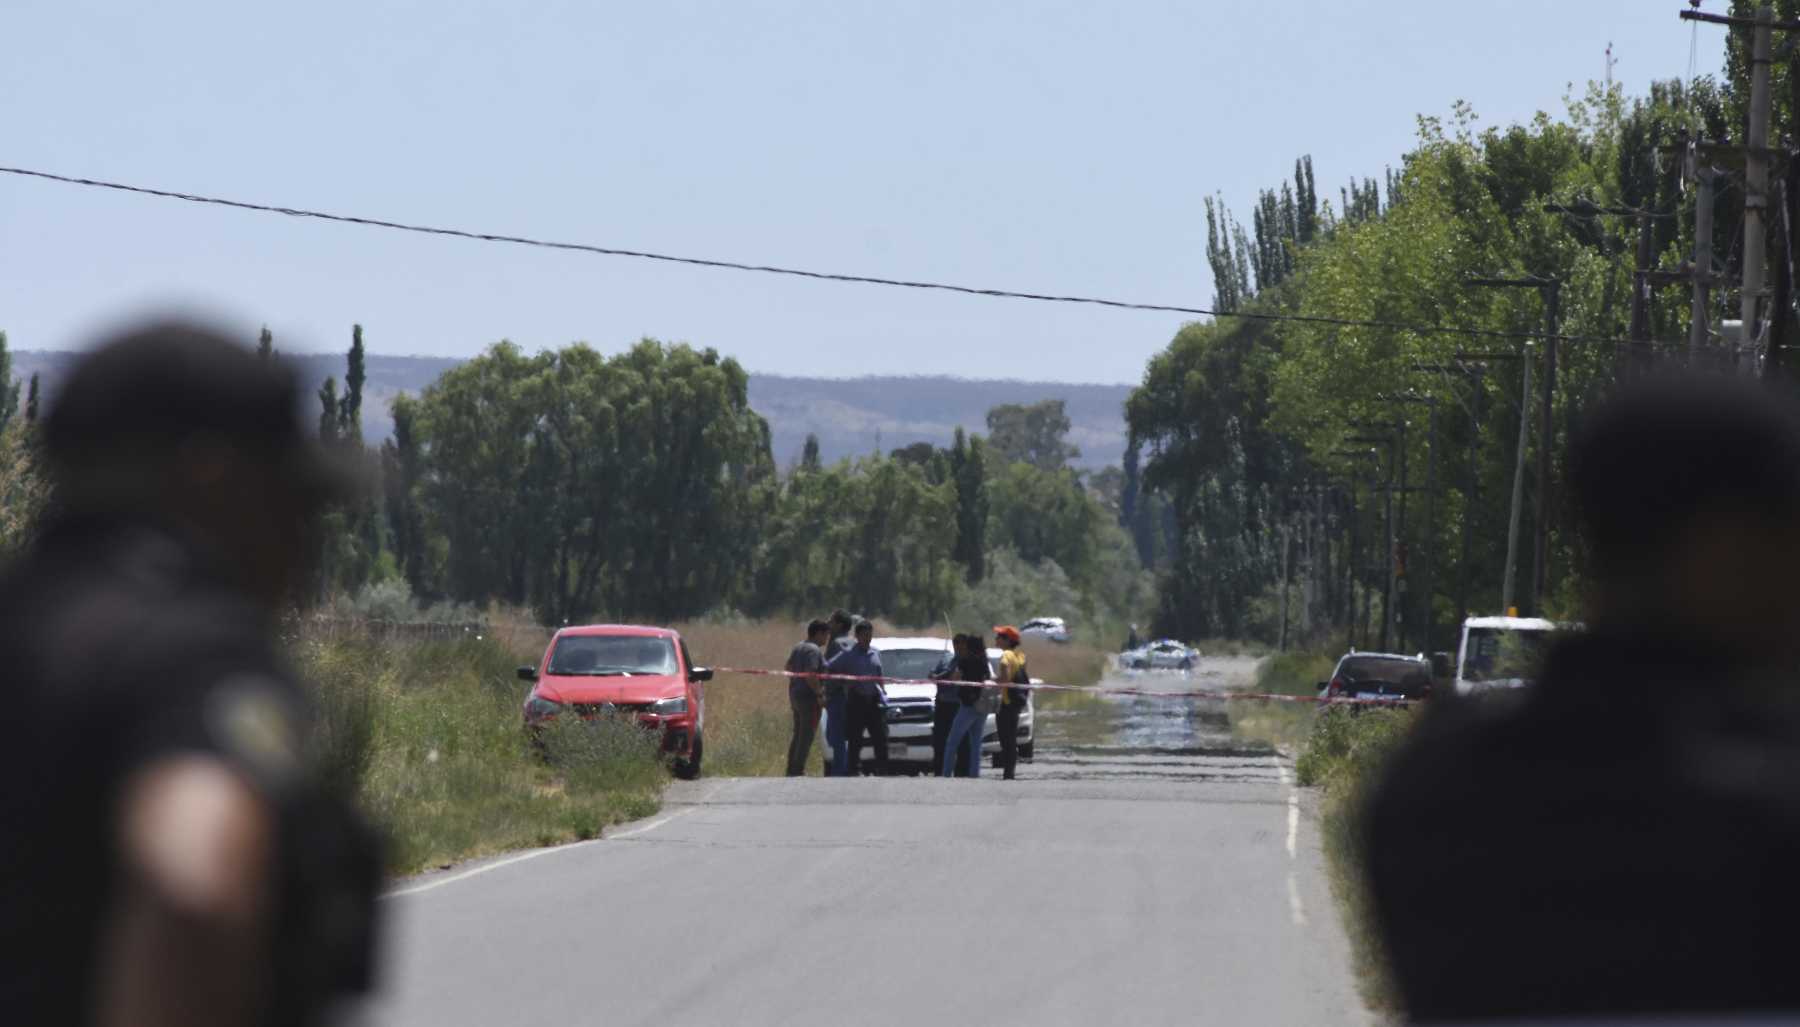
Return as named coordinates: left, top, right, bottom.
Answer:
left=0, top=162, right=1688, bottom=349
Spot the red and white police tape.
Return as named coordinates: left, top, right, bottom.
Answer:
left=705, top=665, right=1418, bottom=706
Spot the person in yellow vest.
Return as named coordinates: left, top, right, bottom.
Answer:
left=992, top=626, right=1029, bottom=780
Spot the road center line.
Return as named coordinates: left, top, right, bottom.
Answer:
left=384, top=807, right=695, bottom=899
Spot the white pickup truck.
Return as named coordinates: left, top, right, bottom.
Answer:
left=821, top=636, right=1035, bottom=773
left=1453, top=615, right=1564, bottom=695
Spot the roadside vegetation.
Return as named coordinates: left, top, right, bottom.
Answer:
left=297, top=622, right=664, bottom=876
left=1218, top=640, right=1417, bottom=1011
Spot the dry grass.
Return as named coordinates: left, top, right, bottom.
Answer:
left=674, top=619, right=808, bottom=777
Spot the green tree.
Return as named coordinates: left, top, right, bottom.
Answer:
left=256, top=325, right=275, bottom=360
left=317, top=377, right=340, bottom=447
left=339, top=324, right=366, bottom=444
left=0, top=332, right=19, bottom=433
left=985, top=399, right=1080, bottom=471
left=949, top=428, right=988, bottom=582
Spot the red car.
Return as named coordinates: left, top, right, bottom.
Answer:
left=519, top=625, right=712, bottom=779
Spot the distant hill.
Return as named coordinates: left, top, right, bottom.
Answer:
left=10, top=352, right=1133, bottom=470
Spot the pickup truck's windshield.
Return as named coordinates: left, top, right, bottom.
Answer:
left=549, top=635, right=678, bottom=676
left=881, top=649, right=948, bottom=681
left=1463, top=628, right=1553, bottom=684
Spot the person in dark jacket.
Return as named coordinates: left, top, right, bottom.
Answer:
left=992, top=625, right=1030, bottom=780
left=1365, top=374, right=1800, bottom=1021
left=941, top=635, right=995, bottom=778
left=929, top=637, right=962, bottom=777
left=819, top=610, right=856, bottom=775
left=932, top=635, right=981, bottom=777
left=0, top=322, right=380, bottom=1027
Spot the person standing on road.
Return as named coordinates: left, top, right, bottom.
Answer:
left=819, top=610, right=856, bottom=775
left=941, top=634, right=996, bottom=778
left=993, top=625, right=1030, bottom=781
left=828, top=620, right=888, bottom=776
left=785, top=619, right=830, bottom=777
left=1366, top=375, right=1800, bottom=1020
left=0, top=322, right=381, bottom=1027
left=931, top=635, right=978, bottom=777
left=929, top=637, right=959, bottom=776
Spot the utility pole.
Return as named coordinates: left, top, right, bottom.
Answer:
left=1347, top=430, right=1398, bottom=649
left=1466, top=276, right=1558, bottom=614
left=1353, top=426, right=1404, bottom=651
left=1545, top=201, right=1663, bottom=373
left=1772, top=172, right=1797, bottom=380
left=1632, top=212, right=1654, bottom=372
left=1502, top=345, right=1533, bottom=615
left=1693, top=165, right=1717, bottom=355
left=1278, top=522, right=1292, bottom=653
left=1534, top=283, right=1558, bottom=613
left=1681, top=6, right=1800, bottom=368
left=1380, top=393, right=1441, bottom=651
left=1418, top=353, right=1519, bottom=622
left=1333, top=447, right=1378, bottom=651
left=1744, top=6, right=1775, bottom=351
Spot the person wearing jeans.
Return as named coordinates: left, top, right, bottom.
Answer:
left=828, top=620, right=886, bottom=775
left=929, top=640, right=962, bottom=777
left=941, top=635, right=994, bottom=778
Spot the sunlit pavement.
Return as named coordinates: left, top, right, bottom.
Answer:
left=359, top=657, right=1367, bottom=1027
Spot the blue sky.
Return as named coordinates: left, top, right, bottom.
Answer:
left=1, top=1, right=1725, bottom=383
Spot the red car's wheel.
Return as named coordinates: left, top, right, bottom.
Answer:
left=674, top=734, right=704, bottom=780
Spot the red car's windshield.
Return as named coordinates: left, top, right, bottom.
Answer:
left=548, top=635, right=678, bottom=676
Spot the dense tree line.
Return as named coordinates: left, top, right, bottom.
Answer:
left=1129, top=51, right=1785, bottom=648
left=250, top=329, right=1149, bottom=632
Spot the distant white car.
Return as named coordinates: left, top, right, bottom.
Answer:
left=821, top=636, right=1034, bottom=773
left=1019, top=617, right=1072, bottom=644
left=1123, top=639, right=1198, bottom=671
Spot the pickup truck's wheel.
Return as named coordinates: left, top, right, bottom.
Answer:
left=1020, top=742, right=1033, bottom=761
left=674, top=735, right=704, bottom=780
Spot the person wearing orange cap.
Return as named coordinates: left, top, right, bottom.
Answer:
left=992, top=626, right=1030, bottom=780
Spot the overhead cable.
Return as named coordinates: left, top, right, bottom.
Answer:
left=0, top=163, right=1695, bottom=349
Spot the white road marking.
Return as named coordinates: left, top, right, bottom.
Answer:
left=384, top=807, right=695, bottom=899
left=1277, top=763, right=1306, bottom=926
left=1277, top=765, right=1299, bottom=859
left=1287, top=874, right=1310, bottom=927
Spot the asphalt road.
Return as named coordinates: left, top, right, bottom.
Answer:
left=359, top=657, right=1367, bottom=1026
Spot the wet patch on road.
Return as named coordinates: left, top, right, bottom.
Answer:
left=1025, top=661, right=1281, bottom=784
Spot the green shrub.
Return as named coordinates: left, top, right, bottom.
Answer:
left=296, top=633, right=666, bottom=875
left=1295, top=704, right=1417, bottom=1010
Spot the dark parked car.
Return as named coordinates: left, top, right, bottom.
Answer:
left=1318, top=651, right=1435, bottom=703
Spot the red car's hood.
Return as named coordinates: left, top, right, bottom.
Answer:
left=536, top=673, right=684, bottom=705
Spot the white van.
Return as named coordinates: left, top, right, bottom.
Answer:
left=1453, top=615, right=1563, bottom=695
